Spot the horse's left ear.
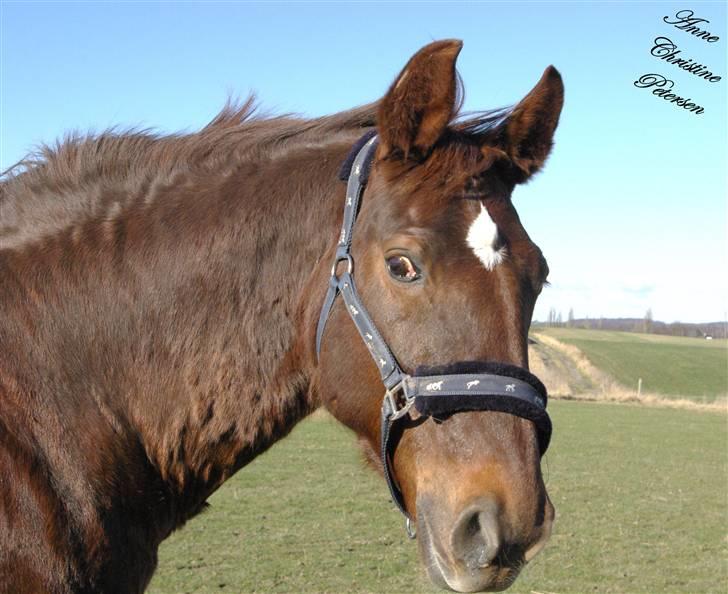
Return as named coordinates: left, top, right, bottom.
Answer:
left=499, top=66, right=564, bottom=182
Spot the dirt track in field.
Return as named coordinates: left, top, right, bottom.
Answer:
left=529, top=333, right=727, bottom=413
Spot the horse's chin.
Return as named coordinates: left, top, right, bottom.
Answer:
left=417, top=513, right=524, bottom=593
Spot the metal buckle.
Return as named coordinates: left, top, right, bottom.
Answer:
left=384, top=381, right=414, bottom=421
left=331, top=254, right=354, bottom=278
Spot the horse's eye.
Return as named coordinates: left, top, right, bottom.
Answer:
left=386, top=255, right=420, bottom=282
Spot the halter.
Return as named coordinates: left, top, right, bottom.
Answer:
left=316, top=133, right=552, bottom=538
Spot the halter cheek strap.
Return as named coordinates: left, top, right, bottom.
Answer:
left=316, top=134, right=551, bottom=536
left=316, top=134, right=404, bottom=390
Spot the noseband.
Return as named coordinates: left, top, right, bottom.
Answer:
left=316, top=133, right=552, bottom=537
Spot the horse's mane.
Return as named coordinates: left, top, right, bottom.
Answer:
left=0, top=90, right=510, bottom=248
left=0, top=95, right=378, bottom=197
left=0, top=96, right=380, bottom=247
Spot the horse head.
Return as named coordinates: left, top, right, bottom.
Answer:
left=315, top=40, right=563, bottom=592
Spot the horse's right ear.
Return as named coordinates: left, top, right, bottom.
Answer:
left=377, top=40, right=462, bottom=160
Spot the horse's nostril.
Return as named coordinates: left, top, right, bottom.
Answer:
left=450, top=498, right=501, bottom=570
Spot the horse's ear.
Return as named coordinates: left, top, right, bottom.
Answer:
left=499, top=66, right=564, bottom=182
left=377, top=40, right=463, bottom=159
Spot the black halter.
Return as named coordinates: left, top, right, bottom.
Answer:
left=316, top=134, right=552, bottom=536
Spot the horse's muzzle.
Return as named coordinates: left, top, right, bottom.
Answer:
left=417, top=495, right=555, bottom=592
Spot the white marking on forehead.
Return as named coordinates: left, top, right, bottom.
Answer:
left=466, top=204, right=506, bottom=270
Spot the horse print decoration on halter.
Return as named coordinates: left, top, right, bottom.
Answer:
left=0, top=39, right=563, bottom=593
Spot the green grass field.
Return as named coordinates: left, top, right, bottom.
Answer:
left=539, top=328, right=728, bottom=401
left=149, top=404, right=727, bottom=594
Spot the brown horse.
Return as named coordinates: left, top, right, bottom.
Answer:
left=0, top=40, right=563, bottom=593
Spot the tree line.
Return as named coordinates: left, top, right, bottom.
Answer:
left=539, top=308, right=727, bottom=339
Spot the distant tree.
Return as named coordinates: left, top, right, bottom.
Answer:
left=668, top=321, right=688, bottom=337
left=556, top=311, right=563, bottom=326
left=643, top=308, right=653, bottom=333
left=567, top=308, right=574, bottom=327
left=548, top=307, right=557, bottom=327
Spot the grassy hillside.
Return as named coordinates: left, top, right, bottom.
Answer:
left=149, top=406, right=727, bottom=594
left=538, top=328, right=727, bottom=401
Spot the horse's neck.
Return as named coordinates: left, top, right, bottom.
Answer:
left=2, top=139, right=348, bottom=531
left=128, top=144, right=349, bottom=518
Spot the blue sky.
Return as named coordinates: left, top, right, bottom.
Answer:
left=2, top=1, right=726, bottom=323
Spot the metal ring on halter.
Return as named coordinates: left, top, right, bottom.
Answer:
left=331, top=254, right=354, bottom=277
left=405, top=517, right=416, bottom=539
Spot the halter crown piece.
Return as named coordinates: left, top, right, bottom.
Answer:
left=316, top=133, right=552, bottom=538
